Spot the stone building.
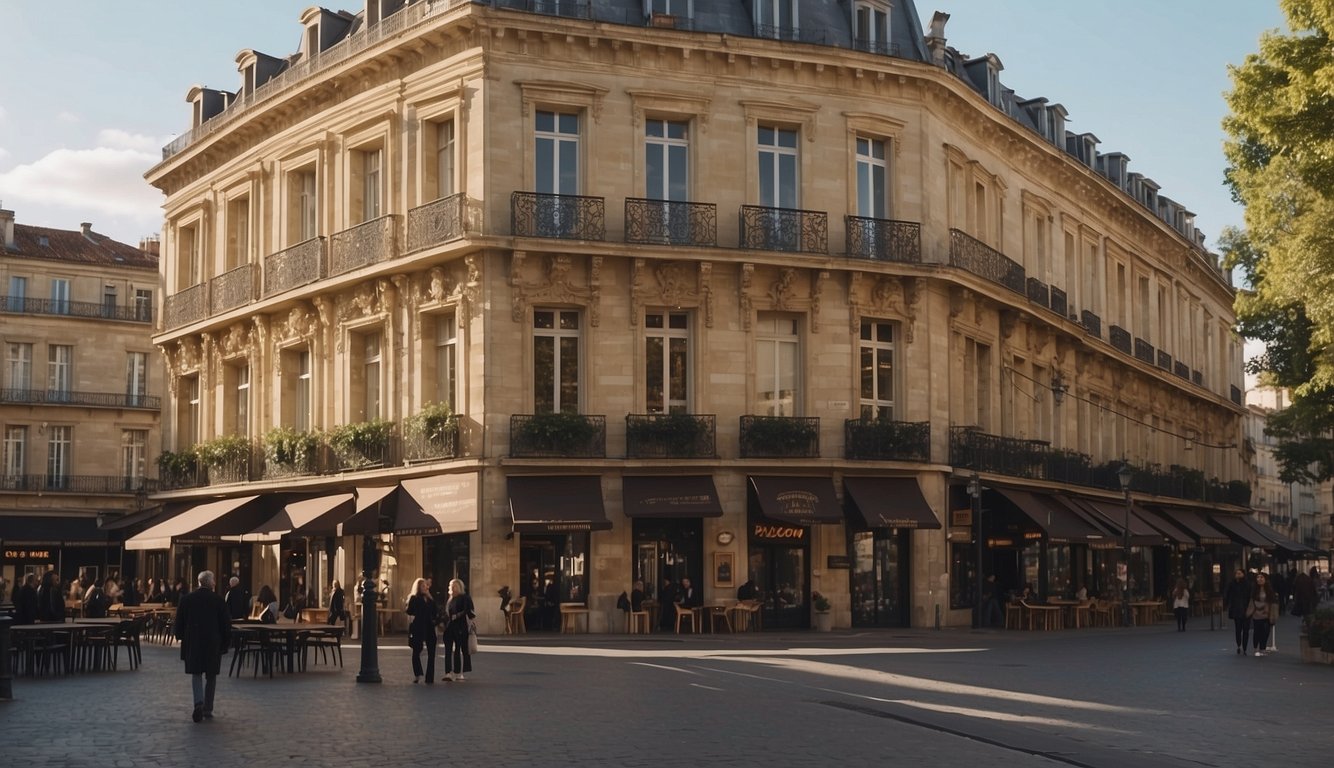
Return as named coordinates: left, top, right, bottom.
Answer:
left=0, top=207, right=161, bottom=593
left=1245, top=387, right=1330, bottom=568
left=139, top=1, right=1255, bottom=632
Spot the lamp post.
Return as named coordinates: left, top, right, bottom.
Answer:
left=356, top=534, right=382, bottom=683
left=968, top=473, right=983, bottom=629
left=1117, top=463, right=1134, bottom=628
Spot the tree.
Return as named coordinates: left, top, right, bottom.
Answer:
left=1223, top=0, right=1334, bottom=482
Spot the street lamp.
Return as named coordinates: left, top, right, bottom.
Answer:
left=1117, top=463, right=1134, bottom=628
left=968, top=472, right=983, bottom=629
left=356, top=535, right=382, bottom=683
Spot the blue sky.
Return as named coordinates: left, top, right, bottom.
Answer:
left=0, top=1, right=1285, bottom=253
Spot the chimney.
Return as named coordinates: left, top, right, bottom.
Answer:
left=81, top=222, right=95, bottom=241
left=925, top=12, right=950, bottom=66
left=139, top=236, right=161, bottom=256
left=0, top=208, right=13, bottom=250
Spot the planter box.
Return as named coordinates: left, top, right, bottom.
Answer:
left=813, top=611, right=832, bottom=632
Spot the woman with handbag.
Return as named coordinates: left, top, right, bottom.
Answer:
left=405, top=578, right=438, bottom=684
left=1247, top=572, right=1277, bottom=657
left=442, top=578, right=475, bottom=681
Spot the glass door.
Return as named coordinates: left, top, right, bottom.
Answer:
left=749, top=543, right=807, bottom=629
left=851, top=530, right=908, bottom=627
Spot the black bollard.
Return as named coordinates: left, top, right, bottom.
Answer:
left=0, top=615, right=12, bottom=699
left=356, top=538, right=382, bottom=684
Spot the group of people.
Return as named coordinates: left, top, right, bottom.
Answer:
left=1223, top=566, right=1325, bottom=657
left=405, top=577, right=475, bottom=684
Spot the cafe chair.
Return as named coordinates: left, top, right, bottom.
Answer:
left=626, top=607, right=650, bottom=634
left=727, top=601, right=752, bottom=633
left=1004, top=602, right=1023, bottom=630
left=505, top=597, right=527, bottom=635
left=79, top=625, right=117, bottom=671
left=302, top=627, right=344, bottom=669
left=673, top=603, right=696, bottom=634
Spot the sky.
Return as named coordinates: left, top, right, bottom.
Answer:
left=0, top=2, right=1286, bottom=266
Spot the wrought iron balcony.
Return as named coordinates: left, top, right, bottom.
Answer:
left=500, top=0, right=592, bottom=18
left=164, top=283, right=208, bottom=330
left=511, top=192, right=606, bottom=241
left=0, top=296, right=152, bottom=323
left=739, top=205, right=827, bottom=254
left=263, top=237, right=325, bottom=297
left=1157, top=350, right=1173, bottom=371
left=753, top=24, right=831, bottom=44
left=739, top=415, right=820, bottom=459
left=0, top=389, right=159, bottom=410
left=1050, top=286, right=1068, bottom=318
left=625, top=413, right=716, bottom=459
left=210, top=263, right=255, bottom=315
left=1134, top=337, right=1155, bottom=365
left=844, top=418, right=930, bottom=462
left=407, top=194, right=468, bottom=253
left=852, top=38, right=899, bottom=56
left=1025, top=277, right=1049, bottom=308
left=1174, top=361, right=1190, bottom=380
left=624, top=198, right=717, bottom=247
left=0, top=475, right=159, bottom=494
left=510, top=413, right=606, bottom=458
left=948, top=229, right=1025, bottom=294
left=329, top=214, right=397, bottom=277
left=402, top=415, right=462, bottom=463
left=1109, top=325, right=1132, bottom=354
left=845, top=217, right=920, bottom=262
left=1081, top=309, right=1101, bottom=338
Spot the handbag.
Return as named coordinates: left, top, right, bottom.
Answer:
left=467, top=617, right=479, bottom=654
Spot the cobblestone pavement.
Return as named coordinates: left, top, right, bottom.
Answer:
left=2, top=615, right=1331, bottom=767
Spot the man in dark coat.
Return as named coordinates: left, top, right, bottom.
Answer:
left=36, top=571, right=64, bottom=622
left=175, top=570, right=231, bottom=723
left=223, top=576, right=251, bottom=621
left=14, top=573, right=40, bottom=625
left=1223, top=568, right=1253, bottom=656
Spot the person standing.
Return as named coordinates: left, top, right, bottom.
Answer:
left=1223, top=568, right=1251, bottom=655
left=174, top=570, right=231, bottom=722
left=1291, top=571, right=1317, bottom=621
left=1248, top=572, right=1277, bottom=657
left=36, top=571, right=64, bottom=622
left=405, top=578, right=438, bottom=684
left=442, top=578, right=474, bottom=682
left=223, top=577, right=250, bottom=621
left=327, top=580, right=347, bottom=627
left=14, top=573, right=39, bottom=625
left=1171, top=578, right=1190, bottom=632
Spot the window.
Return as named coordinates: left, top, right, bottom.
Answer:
left=536, top=110, right=580, bottom=196
left=645, top=311, right=690, bottom=414
left=435, top=121, right=455, bottom=199
left=51, top=278, right=71, bottom=315
left=755, top=0, right=797, bottom=38
left=859, top=320, right=896, bottom=420
left=177, top=225, right=201, bottom=289
left=226, top=195, right=251, bottom=270
left=434, top=314, right=458, bottom=411
left=102, top=285, right=117, bottom=317
left=360, top=148, right=382, bottom=222
left=755, top=314, right=800, bottom=416
left=962, top=337, right=992, bottom=430
left=178, top=375, right=200, bottom=450
left=122, top=429, right=148, bottom=482
left=288, top=169, right=319, bottom=244
left=7, top=276, right=26, bottom=312
left=645, top=119, right=689, bottom=202
left=356, top=332, right=383, bottom=421
left=1024, top=205, right=1049, bottom=278
left=126, top=352, right=147, bottom=406
left=226, top=364, right=250, bottom=438
left=855, top=136, right=888, bottom=218
left=533, top=309, right=580, bottom=413
left=47, top=345, right=72, bottom=399
left=7, top=342, right=32, bottom=390
left=281, top=348, right=313, bottom=432
left=648, top=0, right=690, bottom=15
left=854, top=2, right=890, bottom=54
left=134, top=289, right=153, bottom=322
left=4, top=426, right=26, bottom=479
left=47, top=426, right=71, bottom=489
left=757, top=125, right=798, bottom=209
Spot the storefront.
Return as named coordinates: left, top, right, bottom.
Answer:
left=746, top=476, right=841, bottom=629
left=623, top=475, right=723, bottom=628
left=843, top=476, right=940, bottom=627
left=508, top=475, right=609, bottom=631
left=0, top=515, right=114, bottom=590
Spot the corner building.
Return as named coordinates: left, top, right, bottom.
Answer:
left=144, top=1, right=1250, bottom=633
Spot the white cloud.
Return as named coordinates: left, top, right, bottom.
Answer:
left=57, top=111, right=81, bottom=124
left=0, top=147, right=10, bottom=162
left=0, top=141, right=161, bottom=220
left=96, top=129, right=167, bottom=153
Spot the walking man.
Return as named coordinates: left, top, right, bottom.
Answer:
left=175, top=570, right=231, bottom=722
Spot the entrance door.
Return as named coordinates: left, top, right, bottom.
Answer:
left=748, top=543, right=807, bottom=629
left=518, top=533, right=589, bottom=631
left=851, top=530, right=908, bottom=627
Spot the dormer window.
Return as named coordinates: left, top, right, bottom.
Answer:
left=646, top=0, right=691, bottom=21
left=854, top=2, right=891, bottom=55
left=755, top=0, right=798, bottom=40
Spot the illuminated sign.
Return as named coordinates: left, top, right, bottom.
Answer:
left=752, top=524, right=805, bottom=541
left=3, top=549, right=54, bottom=560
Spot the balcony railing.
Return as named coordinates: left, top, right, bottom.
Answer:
left=0, top=389, right=159, bottom=410
left=1192, top=370, right=1203, bottom=387
left=406, top=194, right=468, bottom=252
left=329, top=214, right=397, bottom=277
left=625, top=413, right=716, bottom=459
left=852, top=38, right=899, bottom=56
left=0, top=475, right=159, bottom=494
left=1134, top=337, right=1155, bottom=365
left=739, top=415, right=820, bottom=459
left=510, top=413, right=607, bottom=458
left=845, top=217, right=921, bottom=262
left=1174, top=361, right=1190, bottom=380
left=948, top=229, right=1025, bottom=294
left=163, top=283, right=208, bottom=330
left=1025, top=277, right=1049, bottom=308
left=511, top=192, right=606, bottom=241
left=0, top=296, right=152, bottom=323
left=210, top=263, right=255, bottom=315
left=753, top=24, right=831, bottom=45
left=1157, top=350, right=1173, bottom=371
left=1050, top=287, right=1068, bottom=318
left=263, top=237, right=325, bottom=297
left=402, top=415, right=462, bottom=463
left=504, top=0, right=592, bottom=18
left=624, top=198, right=717, bottom=247
left=739, top=205, right=827, bottom=254
left=1081, top=309, right=1101, bottom=338
left=844, top=418, right=930, bottom=462
left=1109, top=325, right=1132, bottom=354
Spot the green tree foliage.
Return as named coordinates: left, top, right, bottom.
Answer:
left=1223, top=0, right=1334, bottom=482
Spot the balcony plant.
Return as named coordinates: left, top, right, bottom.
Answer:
left=263, top=426, right=320, bottom=476
left=195, top=434, right=253, bottom=484
left=403, top=402, right=459, bottom=459
left=742, top=415, right=818, bottom=456
left=157, top=449, right=199, bottom=488
left=627, top=412, right=707, bottom=456
left=516, top=411, right=598, bottom=454
left=327, top=419, right=394, bottom=469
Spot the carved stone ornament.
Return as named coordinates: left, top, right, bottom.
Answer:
left=221, top=323, right=253, bottom=359
left=769, top=268, right=797, bottom=311
left=871, top=276, right=901, bottom=315
left=810, top=270, right=828, bottom=332
left=177, top=337, right=201, bottom=373
left=698, top=262, right=713, bottom=328
left=340, top=282, right=383, bottom=321
left=739, top=263, right=754, bottom=330
left=425, top=266, right=452, bottom=304
left=279, top=303, right=318, bottom=343
left=510, top=252, right=600, bottom=325
left=630, top=260, right=711, bottom=327
left=847, top=273, right=863, bottom=333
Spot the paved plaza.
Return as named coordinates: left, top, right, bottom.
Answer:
left=3, top=616, right=1331, bottom=767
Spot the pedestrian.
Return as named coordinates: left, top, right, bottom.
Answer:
left=14, top=573, right=39, bottom=625
left=1247, top=572, right=1277, bottom=657
left=1223, top=568, right=1251, bottom=655
left=256, top=585, right=279, bottom=623
left=224, top=577, right=251, bottom=621
left=442, top=578, right=474, bottom=682
left=174, top=570, right=231, bottom=722
left=1291, top=571, right=1317, bottom=622
left=327, top=580, right=346, bottom=627
left=1171, top=577, right=1190, bottom=632
left=36, top=570, right=64, bottom=622
left=405, top=577, right=437, bottom=684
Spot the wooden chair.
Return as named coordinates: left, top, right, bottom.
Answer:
left=626, top=608, right=650, bottom=634
left=505, top=597, right=527, bottom=635
left=1090, top=599, right=1113, bottom=627
left=727, top=601, right=753, bottom=632
left=1021, top=600, right=1060, bottom=631
left=674, top=603, right=696, bottom=634
left=1004, top=602, right=1023, bottom=630
left=1072, top=600, right=1093, bottom=629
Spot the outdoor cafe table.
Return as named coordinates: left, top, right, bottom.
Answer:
left=692, top=604, right=733, bottom=633
left=232, top=622, right=309, bottom=674
left=1130, top=601, right=1164, bottom=626
left=1045, top=599, right=1082, bottom=629
left=10, top=621, right=127, bottom=676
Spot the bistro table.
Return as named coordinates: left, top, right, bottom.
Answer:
left=1045, top=599, right=1082, bottom=629
left=231, top=622, right=308, bottom=674
left=1129, top=601, right=1164, bottom=626
left=559, top=604, right=590, bottom=634
left=693, top=605, right=733, bottom=633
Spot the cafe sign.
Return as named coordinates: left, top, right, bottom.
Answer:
left=4, top=549, right=54, bottom=561
left=752, top=523, right=805, bottom=542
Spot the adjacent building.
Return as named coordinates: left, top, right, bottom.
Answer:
left=140, top=1, right=1261, bottom=632
left=0, top=207, right=161, bottom=592
left=1246, top=386, right=1331, bottom=568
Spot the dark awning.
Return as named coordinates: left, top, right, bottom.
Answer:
left=395, top=474, right=479, bottom=535
left=1153, top=506, right=1231, bottom=546
left=508, top=476, right=610, bottom=533
left=992, top=489, right=1107, bottom=544
left=126, top=496, right=271, bottom=550
left=748, top=476, right=842, bottom=526
left=337, top=487, right=399, bottom=536
left=1131, top=506, right=1195, bottom=548
left=623, top=475, right=724, bottom=518
left=98, top=504, right=170, bottom=532
left=844, top=477, right=940, bottom=529
left=1209, top=514, right=1273, bottom=548
left=1244, top=518, right=1317, bottom=556
left=254, top=493, right=356, bottom=539
left=1070, top=497, right=1167, bottom=546
left=0, top=514, right=108, bottom=546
